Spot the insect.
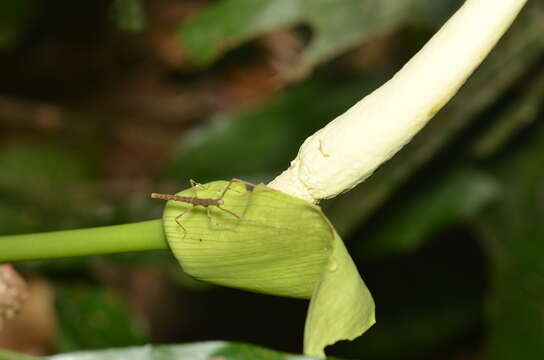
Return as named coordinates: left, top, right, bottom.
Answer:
left=151, top=179, right=250, bottom=237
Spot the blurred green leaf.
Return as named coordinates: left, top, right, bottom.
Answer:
left=110, top=0, right=148, bottom=32
left=0, top=350, right=36, bottom=360
left=0, top=143, right=93, bottom=188
left=178, top=0, right=301, bottom=65
left=164, top=73, right=385, bottom=182
left=472, top=70, right=544, bottom=158
left=0, top=143, right=101, bottom=232
left=0, top=0, right=31, bottom=49
left=0, top=342, right=342, bottom=360
left=178, top=0, right=460, bottom=67
left=55, top=285, right=148, bottom=351
left=335, top=301, right=480, bottom=359
left=362, top=169, right=498, bottom=256
left=478, top=121, right=544, bottom=359
left=0, top=203, right=38, bottom=235
left=299, top=0, right=460, bottom=66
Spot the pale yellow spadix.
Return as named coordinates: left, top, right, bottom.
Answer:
left=269, top=0, right=529, bottom=202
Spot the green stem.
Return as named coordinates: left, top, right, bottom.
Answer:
left=0, top=219, right=168, bottom=262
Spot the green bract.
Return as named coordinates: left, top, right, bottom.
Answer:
left=160, top=180, right=375, bottom=356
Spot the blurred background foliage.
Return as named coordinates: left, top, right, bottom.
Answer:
left=0, top=0, right=543, bottom=359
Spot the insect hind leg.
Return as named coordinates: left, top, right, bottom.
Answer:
left=231, top=178, right=257, bottom=189
left=216, top=205, right=241, bottom=220
left=205, top=204, right=241, bottom=231
left=215, top=203, right=288, bottom=232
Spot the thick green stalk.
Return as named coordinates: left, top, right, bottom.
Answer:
left=0, top=219, right=168, bottom=262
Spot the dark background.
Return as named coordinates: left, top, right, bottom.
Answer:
left=1, top=1, right=543, bottom=359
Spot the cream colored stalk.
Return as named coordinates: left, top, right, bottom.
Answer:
left=269, top=0, right=528, bottom=202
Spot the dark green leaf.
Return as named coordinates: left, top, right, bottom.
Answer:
left=178, top=0, right=460, bottom=67
left=0, top=203, right=39, bottom=235
left=110, top=0, right=148, bottom=33
left=472, top=70, right=544, bottom=158
left=300, top=0, right=460, bottom=66
left=0, top=350, right=36, bottom=360
left=0, top=143, right=92, bottom=187
left=0, top=143, right=100, bottom=232
left=0, top=0, right=31, bottom=49
left=41, top=342, right=337, bottom=360
left=478, top=120, right=544, bottom=360
left=179, top=0, right=301, bottom=65
left=163, top=74, right=385, bottom=182
left=334, top=301, right=480, bottom=359
left=55, top=285, right=148, bottom=351
left=362, top=169, right=498, bottom=256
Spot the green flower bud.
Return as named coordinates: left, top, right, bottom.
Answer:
left=158, top=180, right=375, bottom=357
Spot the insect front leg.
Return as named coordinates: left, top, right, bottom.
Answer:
left=189, top=179, right=207, bottom=197
left=174, top=205, right=195, bottom=239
